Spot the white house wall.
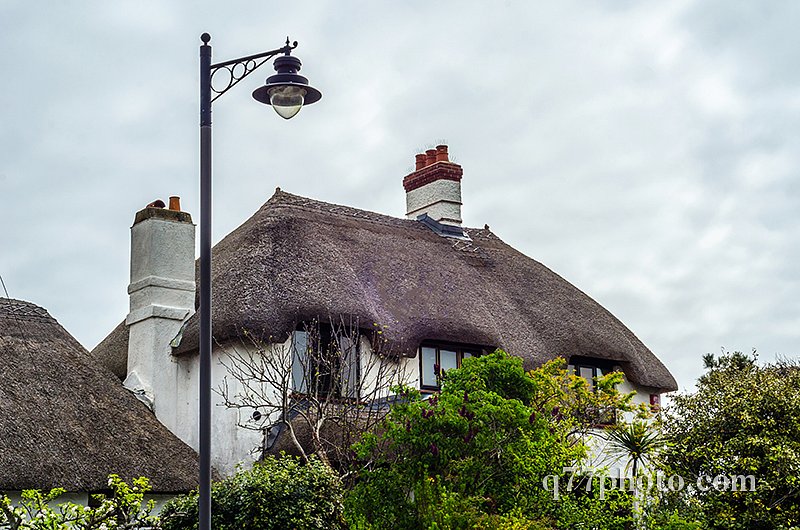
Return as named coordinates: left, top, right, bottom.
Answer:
left=617, top=376, right=659, bottom=423
left=584, top=374, right=662, bottom=475
left=4, top=491, right=88, bottom=507
left=168, top=340, right=285, bottom=476
left=357, top=336, right=419, bottom=399
left=169, top=334, right=420, bottom=474
left=159, top=327, right=662, bottom=476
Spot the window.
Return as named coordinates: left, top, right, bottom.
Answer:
left=567, top=357, right=619, bottom=390
left=291, top=324, right=359, bottom=399
left=568, top=356, right=618, bottom=426
left=568, top=363, right=604, bottom=391
left=419, top=343, right=481, bottom=391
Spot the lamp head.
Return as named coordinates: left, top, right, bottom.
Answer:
left=252, top=48, right=322, bottom=119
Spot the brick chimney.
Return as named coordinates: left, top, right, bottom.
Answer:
left=403, top=145, right=463, bottom=226
left=124, top=197, right=195, bottom=418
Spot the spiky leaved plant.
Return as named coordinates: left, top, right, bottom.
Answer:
left=603, top=420, right=665, bottom=528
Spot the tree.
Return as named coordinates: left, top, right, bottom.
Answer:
left=218, top=316, right=410, bottom=473
left=604, top=420, right=664, bottom=479
left=346, top=350, right=639, bottom=529
left=661, top=350, right=800, bottom=529
left=602, top=420, right=665, bottom=527
left=160, top=455, right=346, bottom=530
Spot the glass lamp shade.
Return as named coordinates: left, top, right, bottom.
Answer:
left=268, top=85, right=307, bottom=120
left=252, top=52, right=321, bottom=115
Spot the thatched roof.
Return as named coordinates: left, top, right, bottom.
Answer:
left=0, top=298, right=199, bottom=492
left=91, top=320, right=128, bottom=380
left=93, top=190, right=676, bottom=392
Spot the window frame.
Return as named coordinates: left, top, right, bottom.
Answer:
left=567, top=356, right=620, bottom=426
left=567, top=356, right=618, bottom=390
left=419, top=342, right=483, bottom=392
left=568, top=363, right=604, bottom=391
left=291, top=324, right=361, bottom=400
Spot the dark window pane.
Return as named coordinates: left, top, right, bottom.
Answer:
left=291, top=331, right=308, bottom=393
left=339, top=336, right=359, bottom=399
left=421, top=347, right=437, bottom=387
left=580, top=366, right=595, bottom=389
left=440, top=349, right=458, bottom=374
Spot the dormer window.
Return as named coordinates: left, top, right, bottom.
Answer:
left=419, top=342, right=483, bottom=391
left=291, top=324, right=359, bottom=399
left=568, top=356, right=619, bottom=426
left=567, top=357, right=618, bottom=390
left=568, top=363, right=604, bottom=390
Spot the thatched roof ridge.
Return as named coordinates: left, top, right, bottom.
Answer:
left=94, top=190, right=677, bottom=392
left=0, top=298, right=199, bottom=492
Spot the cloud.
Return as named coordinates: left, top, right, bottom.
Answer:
left=1, top=0, right=798, bottom=392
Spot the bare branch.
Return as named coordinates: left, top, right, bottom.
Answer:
left=217, top=315, right=410, bottom=476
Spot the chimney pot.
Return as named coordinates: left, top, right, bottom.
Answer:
left=147, top=199, right=166, bottom=208
left=168, top=196, right=181, bottom=211
left=403, top=145, right=463, bottom=227
left=425, top=149, right=437, bottom=166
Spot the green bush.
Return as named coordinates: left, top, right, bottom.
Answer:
left=649, top=511, right=704, bottom=530
left=661, top=352, right=800, bottom=529
left=345, top=350, right=636, bottom=529
left=160, top=455, right=346, bottom=530
left=0, top=475, right=157, bottom=529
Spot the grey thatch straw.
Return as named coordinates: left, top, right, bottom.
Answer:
left=93, top=189, right=677, bottom=392
left=0, top=298, right=199, bottom=492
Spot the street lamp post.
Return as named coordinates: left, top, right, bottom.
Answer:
left=198, top=32, right=320, bottom=530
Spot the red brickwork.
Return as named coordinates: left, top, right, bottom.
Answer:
left=403, top=145, right=463, bottom=192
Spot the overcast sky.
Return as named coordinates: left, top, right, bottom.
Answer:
left=1, top=1, right=798, bottom=392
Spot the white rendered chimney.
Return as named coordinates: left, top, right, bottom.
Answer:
left=403, top=145, right=463, bottom=226
left=124, top=197, right=195, bottom=413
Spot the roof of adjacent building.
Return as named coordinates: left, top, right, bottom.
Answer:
left=0, top=298, right=199, bottom=492
left=92, top=189, right=677, bottom=392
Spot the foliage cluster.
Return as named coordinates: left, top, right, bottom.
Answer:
left=0, top=475, right=157, bottom=530
left=160, top=455, right=346, bottom=530
left=346, top=350, right=637, bottom=529
left=6, top=349, right=798, bottom=530
left=655, top=351, right=800, bottom=530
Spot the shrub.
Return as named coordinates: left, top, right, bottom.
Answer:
left=661, top=352, right=800, bottom=529
left=160, top=455, right=345, bottom=530
left=0, top=475, right=157, bottom=529
left=346, top=350, right=636, bottom=529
